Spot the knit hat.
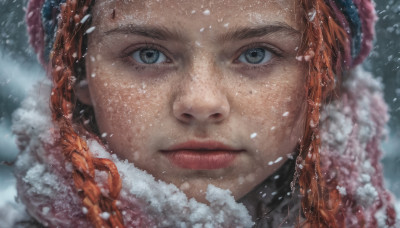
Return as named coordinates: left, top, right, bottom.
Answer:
left=26, top=0, right=376, bottom=68
left=21, top=0, right=397, bottom=227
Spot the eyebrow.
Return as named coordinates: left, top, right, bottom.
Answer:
left=104, top=25, right=183, bottom=41
left=219, top=23, right=300, bottom=41
left=103, top=22, right=300, bottom=42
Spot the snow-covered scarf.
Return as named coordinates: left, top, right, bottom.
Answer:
left=10, top=67, right=397, bottom=227
left=319, top=67, right=397, bottom=227
left=11, top=82, right=253, bottom=227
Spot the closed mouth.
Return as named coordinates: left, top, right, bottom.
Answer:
left=160, top=140, right=243, bottom=170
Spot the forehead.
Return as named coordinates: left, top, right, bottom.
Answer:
left=92, top=0, right=301, bottom=32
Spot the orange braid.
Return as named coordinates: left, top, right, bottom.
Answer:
left=50, top=0, right=124, bottom=227
left=296, top=0, right=348, bottom=227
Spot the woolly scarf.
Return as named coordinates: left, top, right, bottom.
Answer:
left=11, top=79, right=253, bottom=227
left=9, top=66, right=397, bottom=227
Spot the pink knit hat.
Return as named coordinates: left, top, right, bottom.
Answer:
left=26, top=0, right=46, bottom=67
left=27, top=0, right=377, bottom=68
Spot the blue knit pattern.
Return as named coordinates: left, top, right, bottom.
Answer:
left=41, top=0, right=65, bottom=61
left=330, top=0, right=362, bottom=59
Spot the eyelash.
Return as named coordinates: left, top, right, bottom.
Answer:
left=121, top=42, right=282, bottom=69
left=121, top=43, right=172, bottom=68
left=233, top=43, right=282, bottom=65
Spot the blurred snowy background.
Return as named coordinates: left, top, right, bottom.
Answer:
left=0, top=0, right=399, bottom=215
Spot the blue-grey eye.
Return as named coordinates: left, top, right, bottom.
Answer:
left=238, top=48, right=272, bottom=64
left=132, top=48, right=167, bottom=64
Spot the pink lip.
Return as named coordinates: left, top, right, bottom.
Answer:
left=160, top=141, right=242, bottom=170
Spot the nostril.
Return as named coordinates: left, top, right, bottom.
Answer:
left=210, top=113, right=222, bottom=119
left=182, top=113, right=192, bottom=119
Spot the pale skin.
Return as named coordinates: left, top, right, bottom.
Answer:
left=77, top=0, right=307, bottom=203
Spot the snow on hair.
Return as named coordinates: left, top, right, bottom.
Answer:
left=49, top=0, right=124, bottom=227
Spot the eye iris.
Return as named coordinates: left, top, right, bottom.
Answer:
left=139, top=49, right=160, bottom=64
left=245, top=48, right=265, bottom=64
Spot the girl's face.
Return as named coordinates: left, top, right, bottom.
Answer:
left=81, top=0, right=306, bottom=202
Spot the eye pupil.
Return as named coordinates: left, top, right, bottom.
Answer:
left=245, top=48, right=265, bottom=64
left=140, top=49, right=160, bottom=64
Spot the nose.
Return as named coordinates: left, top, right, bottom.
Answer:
left=173, top=78, right=230, bottom=124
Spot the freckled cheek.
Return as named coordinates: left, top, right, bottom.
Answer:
left=244, top=91, right=304, bottom=126
left=91, top=83, right=163, bottom=159
left=241, top=86, right=306, bottom=155
left=273, top=88, right=306, bottom=134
